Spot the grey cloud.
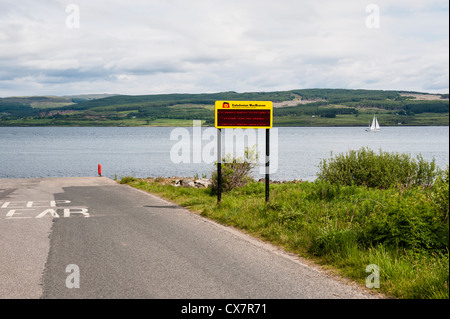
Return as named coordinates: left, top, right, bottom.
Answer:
left=0, top=0, right=448, bottom=96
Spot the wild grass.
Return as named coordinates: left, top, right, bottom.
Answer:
left=122, top=149, right=449, bottom=299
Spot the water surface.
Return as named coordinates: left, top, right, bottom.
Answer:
left=0, top=126, right=448, bottom=181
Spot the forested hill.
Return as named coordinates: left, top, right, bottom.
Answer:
left=0, top=89, right=448, bottom=126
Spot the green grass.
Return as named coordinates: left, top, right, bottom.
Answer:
left=122, top=176, right=449, bottom=299
left=2, top=89, right=448, bottom=127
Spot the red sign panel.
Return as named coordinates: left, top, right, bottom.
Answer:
left=216, top=109, right=271, bottom=127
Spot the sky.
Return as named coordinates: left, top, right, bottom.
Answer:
left=0, top=0, right=448, bottom=97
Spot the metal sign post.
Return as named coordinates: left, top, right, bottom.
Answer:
left=217, top=128, right=222, bottom=203
left=265, top=128, right=269, bottom=202
left=214, top=101, right=273, bottom=203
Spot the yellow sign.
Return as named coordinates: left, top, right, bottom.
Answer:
left=214, top=101, right=273, bottom=129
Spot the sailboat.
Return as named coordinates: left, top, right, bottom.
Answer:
left=365, top=115, right=380, bottom=132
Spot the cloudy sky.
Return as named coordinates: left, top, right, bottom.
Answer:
left=0, top=0, right=448, bottom=97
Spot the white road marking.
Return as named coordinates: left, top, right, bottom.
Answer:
left=0, top=200, right=90, bottom=219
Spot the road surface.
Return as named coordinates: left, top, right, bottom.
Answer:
left=0, top=177, right=379, bottom=299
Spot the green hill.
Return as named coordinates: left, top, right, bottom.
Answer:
left=0, top=89, right=448, bottom=126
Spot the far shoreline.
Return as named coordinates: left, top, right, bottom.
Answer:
left=0, top=123, right=449, bottom=128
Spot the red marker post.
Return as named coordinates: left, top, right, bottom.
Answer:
left=98, top=164, right=102, bottom=177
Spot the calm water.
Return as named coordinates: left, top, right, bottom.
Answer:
left=0, top=126, right=448, bottom=181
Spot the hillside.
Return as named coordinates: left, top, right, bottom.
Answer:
left=0, top=89, right=448, bottom=126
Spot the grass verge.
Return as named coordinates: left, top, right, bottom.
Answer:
left=121, top=177, right=449, bottom=299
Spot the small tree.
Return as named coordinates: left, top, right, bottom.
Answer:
left=210, top=146, right=259, bottom=193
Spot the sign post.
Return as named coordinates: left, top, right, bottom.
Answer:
left=214, top=101, right=273, bottom=203
left=217, top=128, right=222, bottom=202
left=265, top=128, right=269, bottom=202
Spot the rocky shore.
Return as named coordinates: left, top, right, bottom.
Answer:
left=139, top=177, right=304, bottom=188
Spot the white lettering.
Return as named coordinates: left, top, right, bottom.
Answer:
left=201, top=127, right=217, bottom=164
left=366, top=4, right=380, bottom=29
left=65, top=4, right=80, bottom=29
left=27, top=201, right=54, bottom=208
left=0, top=200, right=87, bottom=219
left=224, top=128, right=257, bottom=163
left=193, top=120, right=202, bottom=163
left=50, top=200, right=71, bottom=207
left=35, top=209, right=60, bottom=218
left=181, top=303, right=215, bottom=316
left=259, top=128, right=278, bottom=174
left=5, top=209, right=33, bottom=219
left=1, top=201, right=30, bottom=208
left=64, top=208, right=89, bottom=218
left=65, top=264, right=80, bottom=288
left=170, top=128, right=191, bottom=163
left=169, top=121, right=279, bottom=174
left=366, top=264, right=380, bottom=288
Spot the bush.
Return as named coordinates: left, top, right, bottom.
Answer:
left=119, top=176, right=136, bottom=184
left=317, top=147, right=439, bottom=188
left=358, top=189, right=449, bottom=253
left=210, top=146, right=258, bottom=193
left=430, top=167, right=449, bottom=224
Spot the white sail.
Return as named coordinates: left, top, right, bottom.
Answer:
left=374, top=117, right=380, bottom=130
left=366, top=115, right=380, bottom=132
left=370, top=116, right=376, bottom=130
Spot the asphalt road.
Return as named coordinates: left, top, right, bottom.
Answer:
left=0, top=177, right=379, bottom=299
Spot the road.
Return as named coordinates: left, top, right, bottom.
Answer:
left=0, top=177, right=378, bottom=299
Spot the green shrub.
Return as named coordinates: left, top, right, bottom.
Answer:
left=210, top=146, right=258, bottom=193
left=430, top=167, right=449, bottom=223
left=317, top=147, right=439, bottom=188
left=119, top=176, right=136, bottom=184
left=303, top=174, right=449, bottom=255
left=356, top=184, right=449, bottom=253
